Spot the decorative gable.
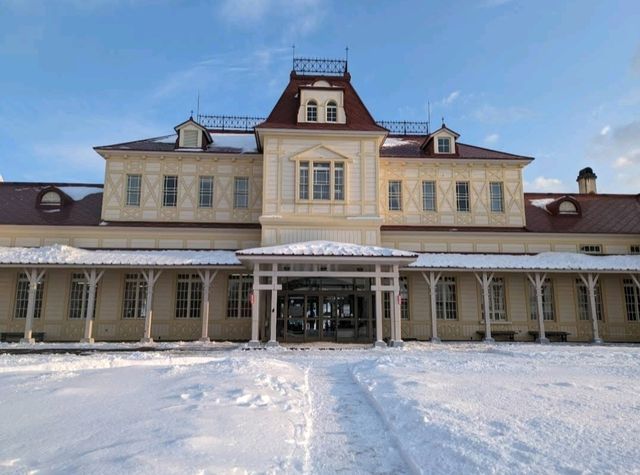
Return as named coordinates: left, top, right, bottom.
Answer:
left=290, top=144, right=352, bottom=163
left=297, top=81, right=346, bottom=124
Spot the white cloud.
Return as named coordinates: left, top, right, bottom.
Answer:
left=524, top=176, right=564, bottom=192
left=441, top=91, right=460, bottom=106
left=600, top=125, right=610, bottom=136
left=470, top=104, right=531, bottom=124
left=484, top=133, right=499, bottom=144
left=613, top=156, right=633, bottom=169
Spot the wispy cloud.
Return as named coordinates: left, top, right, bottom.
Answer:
left=441, top=91, right=460, bottom=106
left=524, top=176, right=564, bottom=192
left=600, top=125, right=610, bottom=136
left=470, top=104, right=532, bottom=124
left=484, top=133, right=499, bottom=144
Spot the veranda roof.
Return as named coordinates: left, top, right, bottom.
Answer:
left=0, top=245, right=241, bottom=268
left=236, top=240, right=418, bottom=258
left=408, top=252, right=640, bottom=273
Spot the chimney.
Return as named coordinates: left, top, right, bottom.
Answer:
left=577, top=167, right=597, bottom=194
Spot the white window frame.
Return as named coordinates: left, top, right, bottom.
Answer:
left=306, top=100, right=318, bottom=122
left=529, top=278, right=555, bottom=321
left=326, top=100, right=337, bottom=122
left=422, top=180, right=437, bottom=211
left=234, top=177, right=249, bottom=209
left=162, top=175, right=178, bottom=207
left=183, top=129, right=199, bottom=148
left=122, top=273, right=147, bottom=319
left=175, top=273, right=203, bottom=319
left=198, top=176, right=214, bottom=208
left=489, top=182, right=504, bottom=213
left=227, top=274, right=252, bottom=318
left=481, top=277, right=507, bottom=321
left=437, top=137, right=451, bottom=153
left=297, top=161, right=345, bottom=202
left=623, top=278, right=640, bottom=321
left=69, top=273, right=98, bottom=320
left=630, top=245, right=640, bottom=255
left=388, top=180, right=402, bottom=211
left=579, top=244, right=602, bottom=255
left=14, top=272, right=45, bottom=319
left=575, top=278, right=603, bottom=321
left=436, top=277, right=457, bottom=320
left=383, top=276, right=409, bottom=320
left=456, top=181, right=470, bottom=212
left=126, top=174, right=141, bottom=207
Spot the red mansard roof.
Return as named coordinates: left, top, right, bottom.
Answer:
left=256, top=72, right=387, bottom=133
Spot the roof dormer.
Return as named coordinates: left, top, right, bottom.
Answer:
left=297, top=80, right=346, bottom=124
left=36, top=186, right=69, bottom=211
left=420, top=124, right=460, bottom=155
left=174, top=117, right=212, bottom=150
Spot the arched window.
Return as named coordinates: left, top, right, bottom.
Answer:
left=306, top=100, right=318, bottom=122
left=326, top=100, right=337, bottom=122
left=40, top=191, right=62, bottom=206
left=558, top=201, right=577, bottom=214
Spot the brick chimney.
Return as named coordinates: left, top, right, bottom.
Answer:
left=577, top=167, right=597, bottom=194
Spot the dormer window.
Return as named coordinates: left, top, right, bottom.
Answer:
left=306, top=100, right=318, bottom=122
left=40, top=191, right=62, bottom=207
left=558, top=201, right=578, bottom=214
left=326, top=101, right=337, bottom=122
left=437, top=137, right=451, bottom=153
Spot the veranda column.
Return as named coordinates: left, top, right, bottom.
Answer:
left=267, top=263, right=279, bottom=347
left=197, top=269, right=218, bottom=343
left=421, top=271, right=441, bottom=343
left=390, top=265, right=404, bottom=347
left=475, top=271, right=494, bottom=343
left=527, top=272, right=549, bottom=344
left=248, top=264, right=261, bottom=348
left=140, top=269, right=162, bottom=344
left=579, top=273, right=603, bottom=344
left=20, top=268, right=46, bottom=344
left=80, top=268, right=104, bottom=343
left=373, top=265, right=386, bottom=348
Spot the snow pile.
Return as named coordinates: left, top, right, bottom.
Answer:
left=0, top=244, right=241, bottom=267
left=410, top=251, right=640, bottom=272
left=529, top=198, right=556, bottom=210
left=237, top=240, right=418, bottom=258
left=59, top=186, right=102, bottom=201
left=208, top=133, right=258, bottom=153
left=382, top=137, right=413, bottom=148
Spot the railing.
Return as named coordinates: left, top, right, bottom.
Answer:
left=293, top=57, right=348, bottom=76
left=197, top=115, right=265, bottom=131
left=376, top=120, right=430, bottom=135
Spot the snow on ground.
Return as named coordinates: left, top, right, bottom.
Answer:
left=0, top=343, right=639, bottom=474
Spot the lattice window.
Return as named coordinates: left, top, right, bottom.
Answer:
left=199, top=176, right=214, bottom=208
left=334, top=163, right=344, bottom=200
left=436, top=277, right=457, bottom=320
left=14, top=272, right=45, bottom=319
left=69, top=273, right=98, bottom=319
left=529, top=278, right=555, bottom=321
left=299, top=162, right=309, bottom=200
left=306, top=100, right=318, bottom=122
left=456, top=181, right=470, bottom=212
left=175, top=274, right=202, bottom=319
left=480, top=277, right=507, bottom=321
left=388, top=180, right=402, bottom=211
left=227, top=274, right=252, bottom=318
left=126, top=174, right=141, bottom=206
left=422, top=180, right=437, bottom=211
left=575, top=279, right=603, bottom=321
left=490, top=182, right=504, bottom=213
left=623, top=278, right=640, bottom=321
left=630, top=245, right=640, bottom=255
left=313, top=163, right=330, bottom=200
left=326, top=101, right=337, bottom=122
left=437, top=137, right=451, bottom=153
left=234, top=177, right=249, bottom=209
left=579, top=244, right=602, bottom=255
left=122, top=273, right=147, bottom=319
left=383, top=276, right=409, bottom=320
left=162, top=175, right=178, bottom=207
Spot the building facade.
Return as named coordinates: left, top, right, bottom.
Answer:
left=1, top=60, right=639, bottom=345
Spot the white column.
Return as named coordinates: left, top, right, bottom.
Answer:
left=579, top=273, right=603, bottom=344
left=267, top=263, right=279, bottom=347
left=390, top=265, right=404, bottom=347
left=197, top=269, right=218, bottom=343
left=527, top=272, right=549, bottom=344
left=374, top=265, right=386, bottom=348
left=140, top=269, right=162, bottom=344
left=474, top=271, right=494, bottom=343
left=248, top=264, right=261, bottom=348
left=20, top=268, right=46, bottom=344
left=422, top=271, right=441, bottom=343
left=80, top=268, right=104, bottom=343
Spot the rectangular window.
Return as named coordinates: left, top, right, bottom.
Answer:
left=388, top=180, right=402, bottom=211
left=575, top=279, right=603, bottom=321
left=490, top=182, right=504, bottom=213
left=334, top=163, right=344, bottom=200
left=313, top=163, right=330, bottom=200
left=529, top=278, right=555, bottom=321
left=383, top=276, right=409, bottom=320
left=198, top=176, right=214, bottom=208
left=422, top=180, right=437, bottom=211
left=579, top=244, right=602, bottom=255
left=14, top=272, right=45, bottom=319
left=436, top=277, right=457, bottom=320
left=69, top=273, right=98, bottom=319
left=122, top=273, right=147, bottom=319
left=234, top=177, right=249, bottom=209
left=175, top=274, right=202, bottom=319
left=456, top=181, right=470, bottom=212
left=437, top=137, right=451, bottom=153
left=623, top=278, right=640, bottom=321
left=126, top=174, right=141, bottom=207
left=481, top=277, right=507, bottom=321
left=227, top=274, right=252, bottom=318
left=183, top=129, right=199, bottom=147
left=162, top=175, right=178, bottom=207
left=299, top=162, right=309, bottom=200
left=630, top=245, right=640, bottom=255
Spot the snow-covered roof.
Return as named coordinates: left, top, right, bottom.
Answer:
left=237, top=241, right=418, bottom=258
left=0, top=245, right=241, bottom=267
left=408, top=252, right=640, bottom=273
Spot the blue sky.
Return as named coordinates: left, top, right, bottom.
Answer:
left=1, top=0, right=639, bottom=193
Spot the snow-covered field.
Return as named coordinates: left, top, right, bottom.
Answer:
left=1, top=343, right=639, bottom=474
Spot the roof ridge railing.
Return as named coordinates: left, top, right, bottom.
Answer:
left=197, top=115, right=266, bottom=131
left=376, top=120, right=430, bottom=135
left=293, top=57, right=348, bottom=76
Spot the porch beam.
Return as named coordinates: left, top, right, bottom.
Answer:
left=474, top=271, right=495, bottom=343
left=579, top=273, right=603, bottom=344
left=253, top=270, right=398, bottom=279
left=421, top=271, right=441, bottom=343
left=197, top=269, right=218, bottom=343
left=527, top=272, right=549, bottom=344
left=140, top=269, right=162, bottom=344
left=20, top=268, right=46, bottom=344
left=80, top=268, right=105, bottom=344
